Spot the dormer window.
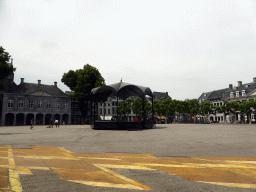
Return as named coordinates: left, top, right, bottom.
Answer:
left=230, top=92, right=234, bottom=98
left=204, top=94, right=206, bottom=97
left=236, top=91, right=239, bottom=97
left=242, top=90, right=246, bottom=96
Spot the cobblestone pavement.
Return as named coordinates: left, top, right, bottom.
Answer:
left=0, top=124, right=256, bottom=191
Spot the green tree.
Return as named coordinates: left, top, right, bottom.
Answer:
left=239, top=100, right=256, bottom=124
left=61, top=64, right=106, bottom=123
left=188, top=99, right=200, bottom=123
left=131, top=97, right=151, bottom=120
left=0, top=46, right=14, bottom=81
left=225, top=101, right=240, bottom=124
left=153, top=100, right=163, bottom=124
left=161, top=99, right=172, bottom=124
left=116, top=98, right=134, bottom=120
left=199, top=101, right=213, bottom=123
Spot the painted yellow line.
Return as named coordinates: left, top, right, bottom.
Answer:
left=96, top=164, right=155, bottom=170
left=199, top=181, right=256, bottom=189
left=68, top=180, right=146, bottom=190
left=225, top=161, right=256, bottom=164
left=0, top=165, right=11, bottom=168
left=59, top=147, right=73, bottom=154
left=63, top=152, right=77, bottom=159
left=0, top=157, right=10, bottom=159
left=185, top=163, right=256, bottom=168
left=18, top=155, right=79, bottom=160
left=15, top=166, right=33, bottom=175
left=79, top=157, right=121, bottom=160
left=136, top=163, right=195, bottom=168
left=94, top=164, right=152, bottom=191
left=22, top=166, right=50, bottom=170
left=8, top=147, right=23, bottom=192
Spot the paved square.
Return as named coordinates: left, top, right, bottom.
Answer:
left=0, top=124, right=256, bottom=191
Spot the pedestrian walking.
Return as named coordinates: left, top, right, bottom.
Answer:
left=54, top=119, right=59, bottom=128
left=30, top=119, right=33, bottom=129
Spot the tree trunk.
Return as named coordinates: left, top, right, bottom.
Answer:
left=249, top=113, right=251, bottom=124
left=224, top=113, right=226, bottom=124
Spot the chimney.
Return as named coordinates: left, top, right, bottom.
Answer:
left=54, top=81, right=57, bottom=87
left=38, top=80, right=41, bottom=85
left=229, top=84, right=233, bottom=89
left=238, top=81, right=242, bottom=86
left=253, top=77, right=256, bottom=83
left=20, top=78, right=24, bottom=84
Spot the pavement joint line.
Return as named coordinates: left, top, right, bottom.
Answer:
left=94, top=164, right=153, bottom=191
left=20, top=166, right=50, bottom=170
left=198, top=181, right=256, bottom=189
left=59, top=147, right=73, bottom=154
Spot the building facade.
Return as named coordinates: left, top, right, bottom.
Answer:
left=1, top=78, right=71, bottom=126
left=198, top=77, right=256, bottom=123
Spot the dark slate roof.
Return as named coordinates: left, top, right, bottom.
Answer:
left=6, top=83, right=68, bottom=97
left=198, top=91, right=213, bottom=101
left=153, top=92, right=172, bottom=100
left=223, top=82, right=256, bottom=99
left=207, top=88, right=230, bottom=101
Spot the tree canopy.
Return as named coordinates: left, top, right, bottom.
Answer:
left=0, top=46, right=14, bottom=81
left=61, top=64, right=106, bottom=122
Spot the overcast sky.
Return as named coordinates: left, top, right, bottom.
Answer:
left=1, top=0, right=256, bottom=100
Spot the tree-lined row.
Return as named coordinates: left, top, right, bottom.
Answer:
left=116, top=98, right=256, bottom=124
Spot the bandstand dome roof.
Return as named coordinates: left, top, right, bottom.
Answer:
left=91, top=81, right=153, bottom=101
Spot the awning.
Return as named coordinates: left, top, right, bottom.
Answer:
left=100, top=116, right=112, bottom=120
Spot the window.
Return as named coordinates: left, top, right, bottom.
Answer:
left=108, top=108, right=110, bottom=114
left=18, top=100, right=24, bottom=108
left=230, top=92, right=234, bottom=98
left=55, top=102, right=60, bottom=109
left=29, top=101, right=33, bottom=108
left=8, top=100, right=14, bottom=108
left=104, top=108, right=106, bottom=114
left=47, top=102, right=51, bottom=109
left=108, top=103, right=110, bottom=107
left=236, top=91, right=239, bottom=97
left=38, top=101, right=43, bottom=109
left=100, top=108, right=102, bottom=114
left=221, top=116, right=223, bottom=121
left=217, top=103, right=219, bottom=106
left=64, top=102, right=68, bottom=109
left=204, top=94, right=206, bottom=96
left=242, top=90, right=246, bottom=96
left=112, top=108, right=115, bottom=114
left=112, top=102, right=115, bottom=106
left=220, top=102, right=222, bottom=106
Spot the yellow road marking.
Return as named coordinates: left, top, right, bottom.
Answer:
left=225, top=161, right=256, bottom=164
left=96, top=164, right=155, bottom=170
left=15, top=167, right=32, bottom=175
left=94, top=164, right=153, bottom=191
left=136, top=163, right=195, bottom=168
left=79, top=157, right=121, bottom=160
left=23, top=166, right=50, bottom=170
left=0, top=165, right=11, bottom=168
left=59, top=148, right=73, bottom=153
left=185, top=163, right=256, bottom=168
left=199, top=181, right=256, bottom=189
left=18, top=155, right=79, bottom=160
left=0, top=157, right=10, bottom=160
left=8, top=147, right=22, bottom=192
left=68, top=180, right=146, bottom=190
